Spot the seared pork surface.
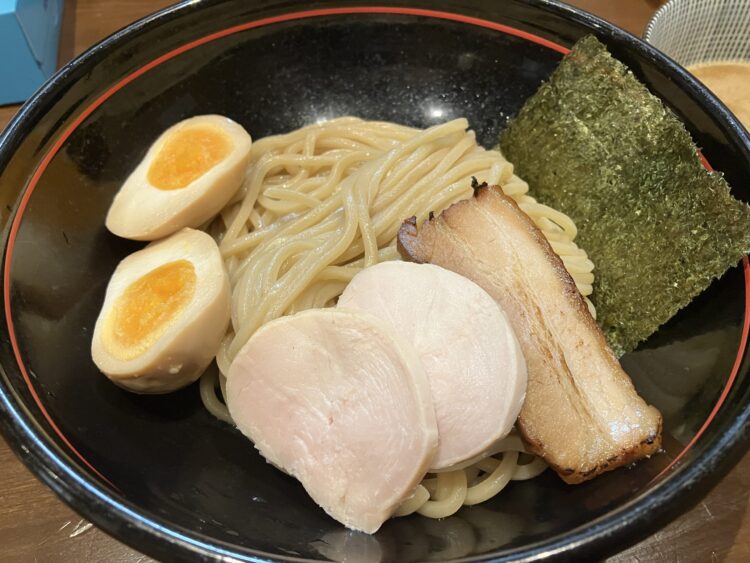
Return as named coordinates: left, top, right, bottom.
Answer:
left=398, top=184, right=662, bottom=483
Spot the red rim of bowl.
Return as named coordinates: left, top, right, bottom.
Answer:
left=1, top=4, right=749, bottom=560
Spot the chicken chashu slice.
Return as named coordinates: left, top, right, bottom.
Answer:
left=226, top=308, right=438, bottom=533
left=397, top=184, right=662, bottom=484
left=338, top=261, right=527, bottom=471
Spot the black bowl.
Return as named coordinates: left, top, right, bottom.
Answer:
left=2, top=1, right=750, bottom=561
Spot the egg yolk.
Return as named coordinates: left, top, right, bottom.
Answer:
left=147, top=125, right=233, bottom=190
left=105, top=259, right=197, bottom=360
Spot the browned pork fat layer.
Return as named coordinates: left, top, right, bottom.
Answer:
left=397, top=184, right=662, bottom=484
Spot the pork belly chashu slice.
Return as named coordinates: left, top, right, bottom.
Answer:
left=397, top=184, right=662, bottom=483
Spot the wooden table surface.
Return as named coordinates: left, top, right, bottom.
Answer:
left=1, top=1, right=749, bottom=561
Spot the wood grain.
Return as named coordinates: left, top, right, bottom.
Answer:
left=1, top=1, right=748, bottom=561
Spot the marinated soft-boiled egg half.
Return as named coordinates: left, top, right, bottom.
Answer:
left=91, top=228, right=230, bottom=393
left=106, top=115, right=252, bottom=241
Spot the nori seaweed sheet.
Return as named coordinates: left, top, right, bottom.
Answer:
left=500, top=35, right=750, bottom=356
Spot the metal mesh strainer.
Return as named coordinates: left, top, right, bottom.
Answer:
left=644, top=0, right=750, bottom=67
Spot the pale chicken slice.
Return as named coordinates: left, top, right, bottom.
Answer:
left=398, top=184, right=662, bottom=484
left=338, top=261, right=527, bottom=471
left=226, top=308, right=438, bottom=533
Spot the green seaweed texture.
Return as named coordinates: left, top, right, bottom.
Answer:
left=500, top=35, right=750, bottom=356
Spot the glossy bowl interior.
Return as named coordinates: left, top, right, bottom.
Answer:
left=1, top=1, right=750, bottom=561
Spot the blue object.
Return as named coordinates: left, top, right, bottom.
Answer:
left=0, top=0, right=63, bottom=105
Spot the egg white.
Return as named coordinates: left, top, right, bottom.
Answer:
left=91, top=228, right=230, bottom=394
left=106, top=115, right=252, bottom=241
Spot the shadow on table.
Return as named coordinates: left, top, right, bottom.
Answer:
left=57, top=0, right=78, bottom=67
left=610, top=450, right=750, bottom=561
